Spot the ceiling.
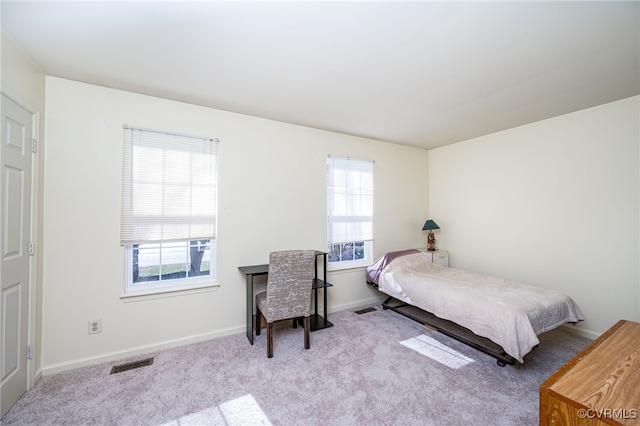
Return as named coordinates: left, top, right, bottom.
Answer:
left=2, top=1, right=638, bottom=150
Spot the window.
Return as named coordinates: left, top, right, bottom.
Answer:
left=327, top=156, right=373, bottom=270
left=121, top=126, right=218, bottom=296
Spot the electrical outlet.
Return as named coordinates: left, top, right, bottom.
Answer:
left=88, top=319, right=102, bottom=335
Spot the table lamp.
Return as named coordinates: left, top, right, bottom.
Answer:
left=422, top=219, right=440, bottom=251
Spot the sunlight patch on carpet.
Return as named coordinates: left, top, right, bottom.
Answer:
left=400, top=334, right=475, bottom=369
left=165, top=394, right=272, bottom=425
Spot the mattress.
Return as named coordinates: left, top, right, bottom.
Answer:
left=367, top=251, right=584, bottom=363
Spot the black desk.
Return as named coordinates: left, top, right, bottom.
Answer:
left=238, top=252, right=333, bottom=345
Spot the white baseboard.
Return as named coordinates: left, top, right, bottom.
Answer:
left=40, top=296, right=386, bottom=376
left=39, top=297, right=591, bottom=377
left=40, top=325, right=245, bottom=376
left=30, top=367, right=43, bottom=390
left=328, top=296, right=386, bottom=314
left=559, top=323, right=598, bottom=340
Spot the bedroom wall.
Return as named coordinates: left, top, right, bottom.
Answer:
left=428, top=96, right=640, bottom=338
left=41, top=76, right=429, bottom=372
left=1, top=32, right=46, bottom=381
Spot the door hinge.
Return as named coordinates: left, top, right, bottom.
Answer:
left=29, top=242, right=35, bottom=256
left=31, top=138, right=37, bottom=153
left=27, top=345, right=33, bottom=359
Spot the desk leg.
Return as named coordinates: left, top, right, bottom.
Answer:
left=246, top=274, right=254, bottom=345
left=323, top=286, right=329, bottom=325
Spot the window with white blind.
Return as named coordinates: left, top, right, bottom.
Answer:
left=327, top=156, right=373, bottom=270
left=121, top=126, right=218, bottom=296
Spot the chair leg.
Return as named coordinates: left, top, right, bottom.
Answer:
left=255, top=306, right=261, bottom=336
left=267, top=322, right=273, bottom=358
left=304, top=316, right=310, bottom=350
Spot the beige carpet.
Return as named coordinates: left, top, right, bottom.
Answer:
left=1, top=305, right=591, bottom=425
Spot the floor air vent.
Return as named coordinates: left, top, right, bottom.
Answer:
left=110, top=358, right=154, bottom=375
left=354, top=307, right=377, bottom=315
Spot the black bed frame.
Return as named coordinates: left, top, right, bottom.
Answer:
left=380, top=294, right=517, bottom=367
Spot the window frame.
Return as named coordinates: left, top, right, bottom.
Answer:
left=327, top=240, right=373, bottom=271
left=124, top=239, right=217, bottom=297
left=120, top=126, right=219, bottom=297
left=326, top=156, right=374, bottom=271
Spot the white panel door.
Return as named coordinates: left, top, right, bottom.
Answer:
left=0, top=95, right=33, bottom=418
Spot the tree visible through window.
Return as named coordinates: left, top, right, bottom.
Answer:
left=132, top=240, right=211, bottom=283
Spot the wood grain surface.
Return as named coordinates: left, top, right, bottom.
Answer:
left=540, top=320, right=640, bottom=425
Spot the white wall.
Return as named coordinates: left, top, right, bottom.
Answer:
left=38, top=76, right=639, bottom=371
left=42, top=77, right=429, bottom=372
left=1, top=32, right=46, bottom=382
left=428, top=96, right=640, bottom=337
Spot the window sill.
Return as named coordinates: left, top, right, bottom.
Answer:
left=120, top=282, right=219, bottom=303
left=327, top=260, right=371, bottom=273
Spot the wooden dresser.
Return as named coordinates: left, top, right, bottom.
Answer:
left=540, top=320, right=640, bottom=425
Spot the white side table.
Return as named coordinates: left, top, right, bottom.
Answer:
left=418, top=249, right=449, bottom=266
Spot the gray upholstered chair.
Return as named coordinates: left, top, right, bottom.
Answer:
left=255, top=250, right=316, bottom=358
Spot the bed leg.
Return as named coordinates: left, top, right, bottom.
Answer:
left=382, top=296, right=393, bottom=310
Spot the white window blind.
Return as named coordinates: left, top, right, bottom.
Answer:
left=327, top=156, right=373, bottom=244
left=120, top=126, right=218, bottom=245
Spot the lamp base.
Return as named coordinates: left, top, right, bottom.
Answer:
left=427, top=233, right=437, bottom=252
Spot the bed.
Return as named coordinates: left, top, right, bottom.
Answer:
left=366, top=249, right=584, bottom=366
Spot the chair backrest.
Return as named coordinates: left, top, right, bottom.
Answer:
left=264, top=250, right=316, bottom=322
